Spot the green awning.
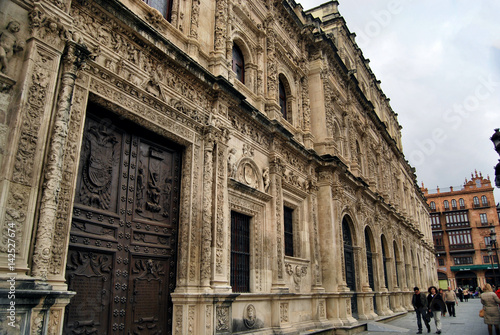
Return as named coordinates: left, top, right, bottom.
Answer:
left=450, top=264, right=499, bottom=271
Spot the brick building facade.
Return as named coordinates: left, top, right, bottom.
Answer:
left=0, top=0, right=435, bottom=333
left=423, top=172, right=500, bottom=290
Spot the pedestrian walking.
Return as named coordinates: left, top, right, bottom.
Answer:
left=458, top=286, right=464, bottom=302
left=481, top=283, right=500, bottom=335
left=412, top=286, right=430, bottom=334
left=427, top=286, right=446, bottom=334
left=464, top=288, right=469, bottom=302
left=444, top=286, right=458, bottom=317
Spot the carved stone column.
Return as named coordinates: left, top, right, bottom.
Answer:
left=31, top=42, right=90, bottom=280
left=211, top=0, right=229, bottom=78
left=264, top=18, right=280, bottom=119
left=270, top=156, right=286, bottom=292
left=200, top=128, right=215, bottom=289
left=308, top=177, right=324, bottom=292
left=212, top=126, right=230, bottom=290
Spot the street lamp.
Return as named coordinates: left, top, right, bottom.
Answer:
left=488, top=245, right=497, bottom=286
left=490, top=128, right=500, bottom=188
left=490, top=224, right=500, bottom=287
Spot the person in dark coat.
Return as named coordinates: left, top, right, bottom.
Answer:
left=427, top=286, right=446, bottom=334
left=412, top=287, right=430, bottom=334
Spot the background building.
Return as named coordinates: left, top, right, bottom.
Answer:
left=0, top=0, right=436, bottom=334
left=423, top=172, right=500, bottom=290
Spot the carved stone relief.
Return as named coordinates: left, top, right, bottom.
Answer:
left=216, top=306, right=230, bottom=332
left=279, top=302, right=289, bottom=323
left=285, top=263, right=308, bottom=291
left=0, top=21, right=25, bottom=77
left=243, top=304, right=256, bottom=329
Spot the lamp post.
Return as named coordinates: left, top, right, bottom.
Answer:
left=490, top=128, right=500, bottom=188
left=490, top=224, right=500, bottom=287
left=488, top=244, right=497, bottom=286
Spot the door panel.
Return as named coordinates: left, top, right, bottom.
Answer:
left=65, top=110, right=181, bottom=335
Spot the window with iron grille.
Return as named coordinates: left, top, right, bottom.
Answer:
left=485, top=236, right=492, bottom=246
left=430, top=201, right=436, bottom=211
left=483, top=255, right=498, bottom=263
left=453, top=256, right=473, bottom=265
left=444, top=211, right=469, bottom=228
left=473, top=196, right=480, bottom=207
left=279, top=80, right=287, bottom=121
left=448, top=230, right=472, bottom=246
left=451, top=199, right=457, bottom=210
left=431, top=213, right=441, bottom=229
left=142, top=0, right=173, bottom=21
left=438, top=258, right=445, bottom=266
left=284, top=206, right=294, bottom=257
left=444, top=200, right=449, bottom=211
left=433, top=231, right=443, bottom=246
left=232, top=44, right=245, bottom=83
left=480, top=213, right=488, bottom=225
left=459, top=198, right=465, bottom=209
left=231, top=211, right=250, bottom=292
left=482, top=195, right=488, bottom=206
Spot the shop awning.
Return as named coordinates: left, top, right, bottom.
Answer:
left=451, top=264, right=499, bottom=271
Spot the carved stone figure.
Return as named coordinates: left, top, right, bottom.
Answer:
left=262, top=167, right=270, bottom=192
left=227, top=148, right=237, bottom=178
left=0, top=21, right=25, bottom=75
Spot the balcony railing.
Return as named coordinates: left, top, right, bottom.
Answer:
left=435, top=245, right=445, bottom=252
left=449, top=243, right=474, bottom=251
left=445, top=222, right=470, bottom=229
left=476, top=221, right=495, bottom=228
left=474, top=201, right=490, bottom=208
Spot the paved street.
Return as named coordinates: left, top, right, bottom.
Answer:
left=359, top=296, right=490, bottom=335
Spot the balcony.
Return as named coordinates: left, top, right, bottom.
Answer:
left=476, top=221, right=495, bottom=228
left=435, top=245, right=445, bottom=252
left=479, top=242, right=495, bottom=250
left=473, top=201, right=490, bottom=208
left=431, top=224, right=442, bottom=230
left=449, top=243, right=474, bottom=251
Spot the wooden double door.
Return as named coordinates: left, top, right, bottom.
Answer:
left=64, top=107, right=182, bottom=335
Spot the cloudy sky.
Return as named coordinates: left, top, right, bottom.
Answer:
left=299, top=0, right=500, bottom=202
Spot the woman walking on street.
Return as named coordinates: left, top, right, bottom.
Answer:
left=481, top=283, right=500, bottom=335
left=427, top=286, right=446, bottom=334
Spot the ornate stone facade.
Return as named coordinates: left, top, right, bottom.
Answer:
left=0, top=0, right=435, bottom=334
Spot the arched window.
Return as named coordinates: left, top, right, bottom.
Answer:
left=343, top=217, right=357, bottom=314
left=430, top=201, right=436, bottom=211
left=365, top=228, right=377, bottom=312
left=143, top=0, right=173, bottom=21
left=443, top=200, right=449, bottom=211
left=482, top=195, right=488, bottom=206
left=381, top=236, right=389, bottom=289
left=459, top=198, right=465, bottom=209
left=473, top=196, right=480, bottom=207
left=393, top=241, right=399, bottom=287
left=232, top=44, right=245, bottom=83
left=279, top=79, right=287, bottom=120
left=451, top=199, right=457, bottom=210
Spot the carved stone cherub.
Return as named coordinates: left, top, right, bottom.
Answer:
left=0, top=21, right=25, bottom=75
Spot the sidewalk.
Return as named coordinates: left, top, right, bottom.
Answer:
left=359, top=296, right=489, bottom=335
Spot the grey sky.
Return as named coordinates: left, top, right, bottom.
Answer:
left=299, top=0, right=500, bottom=202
